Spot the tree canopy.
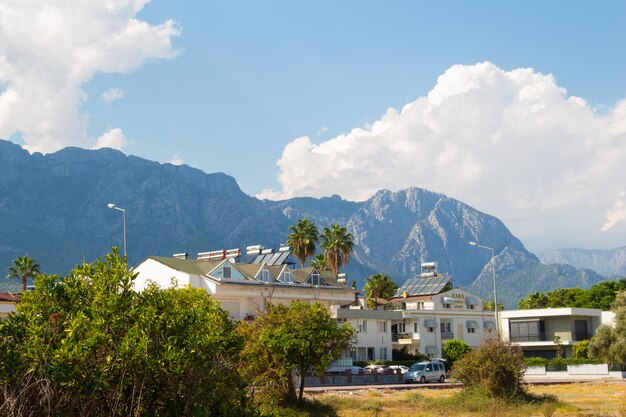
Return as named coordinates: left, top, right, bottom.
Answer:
left=6, top=255, right=40, bottom=292
left=517, top=279, right=626, bottom=310
left=0, top=249, right=251, bottom=417
left=321, top=224, right=354, bottom=277
left=589, top=290, right=626, bottom=364
left=363, top=273, right=398, bottom=309
left=286, top=219, right=319, bottom=268
left=239, top=301, right=354, bottom=405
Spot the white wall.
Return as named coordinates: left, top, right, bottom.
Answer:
left=133, top=258, right=191, bottom=291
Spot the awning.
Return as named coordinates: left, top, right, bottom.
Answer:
left=425, top=345, right=438, bottom=355
left=424, top=319, right=437, bottom=328
left=464, top=296, right=478, bottom=306
left=466, top=320, right=479, bottom=329
left=441, top=296, right=455, bottom=305
left=483, top=320, right=497, bottom=329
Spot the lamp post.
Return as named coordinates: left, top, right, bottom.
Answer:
left=107, top=203, right=126, bottom=257
left=468, top=241, right=499, bottom=334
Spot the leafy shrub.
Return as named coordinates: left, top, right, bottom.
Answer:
left=442, top=339, right=472, bottom=367
left=573, top=339, right=590, bottom=358
left=451, top=338, right=527, bottom=398
left=526, top=357, right=548, bottom=367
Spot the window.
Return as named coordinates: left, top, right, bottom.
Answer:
left=377, top=320, right=388, bottom=333
left=379, top=347, right=388, bottom=360
left=509, top=320, right=545, bottom=342
left=467, top=327, right=475, bottom=334
left=281, top=270, right=294, bottom=283
left=574, top=320, right=589, bottom=341
left=416, top=302, right=425, bottom=310
left=358, top=320, right=368, bottom=333
left=440, top=322, right=452, bottom=333
left=413, top=322, right=419, bottom=333
left=222, top=266, right=232, bottom=279
left=308, top=272, right=325, bottom=286
left=259, top=269, right=272, bottom=282
left=397, top=322, right=406, bottom=333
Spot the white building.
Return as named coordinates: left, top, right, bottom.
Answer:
left=332, top=263, right=496, bottom=362
left=500, top=307, right=613, bottom=358
left=0, top=292, right=19, bottom=320
left=133, top=248, right=358, bottom=320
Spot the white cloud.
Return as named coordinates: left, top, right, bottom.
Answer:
left=0, top=0, right=179, bottom=153
left=260, top=62, right=626, bottom=251
left=93, top=127, right=127, bottom=150
left=169, top=152, right=184, bottom=165
left=102, top=88, right=125, bottom=103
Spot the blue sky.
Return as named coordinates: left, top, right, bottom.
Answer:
left=1, top=1, right=625, bottom=252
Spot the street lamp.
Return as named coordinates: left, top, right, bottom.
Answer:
left=468, top=241, right=499, bottom=334
left=107, top=203, right=126, bottom=257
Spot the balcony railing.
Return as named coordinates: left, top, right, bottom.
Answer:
left=510, top=333, right=546, bottom=342
left=441, top=332, right=454, bottom=340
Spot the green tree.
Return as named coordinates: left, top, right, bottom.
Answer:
left=483, top=300, right=505, bottom=311
left=240, top=301, right=354, bottom=405
left=451, top=338, right=527, bottom=398
left=287, top=219, right=319, bottom=268
left=363, top=273, right=398, bottom=309
left=6, top=255, right=40, bottom=292
left=321, top=224, right=354, bottom=277
left=442, top=339, right=473, bottom=368
left=309, top=253, right=329, bottom=271
left=0, top=249, right=250, bottom=417
left=572, top=340, right=590, bottom=359
left=518, top=291, right=549, bottom=309
left=589, top=290, right=626, bottom=364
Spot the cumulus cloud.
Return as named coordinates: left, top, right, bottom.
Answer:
left=93, top=127, right=127, bottom=150
left=259, top=62, right=626, bottom=251
left=102, top=88, right=125, bottom=103
left=0, top=0, right=179, bottom=153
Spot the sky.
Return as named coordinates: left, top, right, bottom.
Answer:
left=0, top=1, right=625, bottom=253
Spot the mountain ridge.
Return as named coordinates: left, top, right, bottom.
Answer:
left=0, top=139, right=618, bottom=306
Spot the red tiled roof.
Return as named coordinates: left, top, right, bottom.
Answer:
left=0, top=292, right=20, bottom=302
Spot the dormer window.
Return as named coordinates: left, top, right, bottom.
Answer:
left=281, top=270, right=295, bottom=284
left=222, top=266, right=232, bottom=279
left=308, top=271, right=325, bottom=286
left=260, top=269, right=272, bottom=282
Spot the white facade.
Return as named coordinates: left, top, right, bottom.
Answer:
left=500, top=307, right=609, bottom=358
left=333, top=288, right=494, bottom=362
left=133, top=256, right=358, bottom=320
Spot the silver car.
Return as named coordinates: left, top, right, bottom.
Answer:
left=403, top=360, right=446, bottom=383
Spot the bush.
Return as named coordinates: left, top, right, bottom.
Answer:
left=451, top=338, right=527, bottom=398
left=392, top=347, right=428, bottom=362
left=526, top=357, right=548, bottom=367
left=573, top=339, right=590, bottom=358
left=442, top=339, right=472, bottom=368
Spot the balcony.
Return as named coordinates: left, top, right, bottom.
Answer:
left=441, top=332, right=454, bottom=340
left=392, top=333, right=419, bottom=344
left=510, top=333, right=546, bottom=342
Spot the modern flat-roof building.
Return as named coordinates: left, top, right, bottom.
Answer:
left=500, top=307, right=613, bottom=358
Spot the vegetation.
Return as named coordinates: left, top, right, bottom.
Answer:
left=589, top=290, right=626, bottom=364
left=452, top=338, right=527, bottom=398
left=518, top=279, right=626, bottom=310
left=363, top=273, right=398, bottom=309
left=320, top=224, right=354, bottom=276
left=0, top=249, right=251, bottom=417
left=442, top=339, right=472, bottom=367
left=5, top=255, right=40, bottom=292
left=239, top=301, right=355, bottom=406
left=483, top=300, right=505, bottom=311
left=287, top=218, right=319, bottom=268
left=309, top=253, right=329, bottom=271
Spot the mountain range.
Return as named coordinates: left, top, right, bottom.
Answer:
left=0, top=139, right=621, bottom=307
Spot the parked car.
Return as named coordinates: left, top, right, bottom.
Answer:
left=363, top=364, right=389, bottom=374
left=388, top=365, right=410, bottom=374
left=403, top=361, right=446, bottom=383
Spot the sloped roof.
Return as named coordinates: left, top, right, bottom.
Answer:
left=0, top=292, right=19, bottom=302
left=235, top=263, right=264, bottom=280
left=148, top=256, right=222, bottom=276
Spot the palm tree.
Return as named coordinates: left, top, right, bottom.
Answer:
left=7, top=255, right=41, bottom=292
left=287, top=219, right=319, bottom=268
left=363, top=273, right=398, bottom=308
left=320, top=223, right=354, bottom=276
left=309, top=253, right=328, bottom=271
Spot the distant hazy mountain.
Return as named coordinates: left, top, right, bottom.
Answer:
left=539, top=247, right=626, bottom=278
left=0, top=139, right=614, bottom=306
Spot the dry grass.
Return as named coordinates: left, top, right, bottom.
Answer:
left=307, top=381, right=626, bottom=417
